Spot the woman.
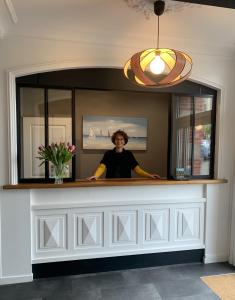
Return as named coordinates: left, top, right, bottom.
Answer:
left=88, top=130, right=160, bottom=180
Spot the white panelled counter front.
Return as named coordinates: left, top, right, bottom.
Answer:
left=1, top=179, right=228, bottom=285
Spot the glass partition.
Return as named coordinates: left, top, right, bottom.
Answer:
left=171, top=96, right=193, bottom=178
left=170, top=95, right=215, bottom=179
left=48, top=89, right=73, bottom=178
left=193, top=97, right=213, bottom=176
left=18, top=87, right=74, bottom=181
left=20, top=87, right=45, bottom=179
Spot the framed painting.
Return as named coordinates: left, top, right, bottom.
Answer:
left=83, top=115, right=147, bottom=150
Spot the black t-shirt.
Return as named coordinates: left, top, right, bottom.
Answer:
left=100, top=148, right=138, bottom=178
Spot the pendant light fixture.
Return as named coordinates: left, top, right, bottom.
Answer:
left=124, top=0, right=192, bottom=87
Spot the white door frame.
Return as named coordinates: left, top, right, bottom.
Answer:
left=22, top=117, right=72, bottom=178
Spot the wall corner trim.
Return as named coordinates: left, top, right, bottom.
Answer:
left=0, top=273, right=33, bottom=285
left=203, top=253, right=228, bottom=264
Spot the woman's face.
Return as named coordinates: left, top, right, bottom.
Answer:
left=114, top=134, right=125, bottom=149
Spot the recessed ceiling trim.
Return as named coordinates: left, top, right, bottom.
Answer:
left=124, top=0, right=200, bottom=19
left=174, top=0, right=235, bottom=9
left=4, top=0, right=18, bottom=24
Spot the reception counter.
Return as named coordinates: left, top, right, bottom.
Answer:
left=0, top=178, right=229, bottom=284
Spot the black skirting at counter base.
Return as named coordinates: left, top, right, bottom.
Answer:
left=33, top=249, right=204, bottom=278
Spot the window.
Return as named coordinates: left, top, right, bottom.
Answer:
left=15, top=69, right=217, bottom=183
left=17, top=86, right=75, bottom=182
left=170, top=95, right=216, bottom=179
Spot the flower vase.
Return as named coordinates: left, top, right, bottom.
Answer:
left=52, top=164, right=68, bottom=184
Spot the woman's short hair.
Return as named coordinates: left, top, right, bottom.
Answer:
left=111, top=130, right=129, bottom=145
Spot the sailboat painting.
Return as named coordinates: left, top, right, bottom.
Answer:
left=83, top=115, right=147, bottom=150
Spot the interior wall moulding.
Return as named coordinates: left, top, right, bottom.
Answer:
left=124, top=0, right=201, bottom=19
left=0, top=27, right=4, bottom=39
left=4, top=0, right=18, bottom=24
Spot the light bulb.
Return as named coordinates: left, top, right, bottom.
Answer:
left=150, top=55, right=165, bottom=75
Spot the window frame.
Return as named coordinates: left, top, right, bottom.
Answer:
left=16, top=84, right=76, bottom=183
left=14, top=69, right=218, bottom=183
left=168, top=93, right=217, bottom=179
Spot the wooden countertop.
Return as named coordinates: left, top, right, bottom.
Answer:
left=2, top=178, right=228, bottom=190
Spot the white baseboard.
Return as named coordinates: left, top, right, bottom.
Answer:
left=204, top=254, right=228, bottom=264
left=0, top=273, right=33, bottom=285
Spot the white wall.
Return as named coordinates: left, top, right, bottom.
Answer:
left=0, top=35, right=235, bottom=281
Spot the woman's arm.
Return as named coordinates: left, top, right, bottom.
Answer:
left=134, top=165, right=161, bottom=179
left=87, top=163, right=106, bottom=180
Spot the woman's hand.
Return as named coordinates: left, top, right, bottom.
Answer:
left=87, top=175, right=97, bottom=181
left=149, top=174, right=161, bottom=179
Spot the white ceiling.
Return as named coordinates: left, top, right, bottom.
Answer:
left=0, top=0, right=235, bottom=56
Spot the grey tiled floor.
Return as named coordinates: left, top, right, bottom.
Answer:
left=0, top=263, right=234, bottom=300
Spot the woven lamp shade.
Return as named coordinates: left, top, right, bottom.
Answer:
left=124, top=48, right=192, bottom=88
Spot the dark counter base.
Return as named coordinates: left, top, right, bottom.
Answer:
left=33, top=249, right=204, bottom=279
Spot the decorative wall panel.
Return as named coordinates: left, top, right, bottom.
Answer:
left=175, top=208, right=200, bottom=241
left=111, top=211, right=137, bottom=245
left=144, top=209, right=169, bottom=242
left=37, top=214, right=67, bottom=251
left=75, top=213, right=103, bottom=248
left=32, top=200, right=204, bottom=263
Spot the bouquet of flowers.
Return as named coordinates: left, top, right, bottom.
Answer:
left=37, top=142, right=76, bottom=183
